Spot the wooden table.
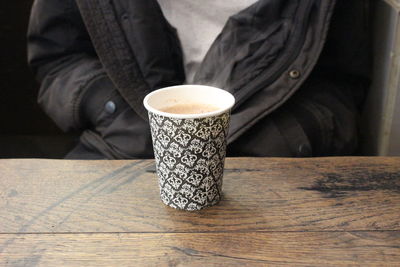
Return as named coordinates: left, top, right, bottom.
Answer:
left=0, top=157, right=399, bottom=266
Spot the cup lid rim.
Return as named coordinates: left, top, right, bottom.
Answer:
left=143, top=85, right=235, bottom=119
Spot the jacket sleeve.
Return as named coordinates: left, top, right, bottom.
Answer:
left=27, top=0, right=115, bottom=132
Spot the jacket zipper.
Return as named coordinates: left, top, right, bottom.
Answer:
left=233, top=0, right=315, bottom=108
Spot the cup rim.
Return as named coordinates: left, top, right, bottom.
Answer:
left=143, top=85, right=235, bottom=119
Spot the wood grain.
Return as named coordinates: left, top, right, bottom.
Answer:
left=1, top=158, right=399, bottom=233
left=1, top=157, right=400, bottom=266
left=1, top=231, right=399, bottom=266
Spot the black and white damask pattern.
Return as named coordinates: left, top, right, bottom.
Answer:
left=149, top=112, right=230, bottom=211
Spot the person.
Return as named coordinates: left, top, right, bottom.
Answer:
left=27, top=0, right=371, bottom=159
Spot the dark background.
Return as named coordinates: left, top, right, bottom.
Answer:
left=0, top=1, right=76, bottom=158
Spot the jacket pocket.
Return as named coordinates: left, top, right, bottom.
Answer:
left=81, top=95, right=153, bottom=159
left=272, top=108, right=313, bottom=157
left=228, top=106, right=312, bottom=157
left=292, top=98, right=335, bottom=156
left=79, top=80, right=153, bottom=159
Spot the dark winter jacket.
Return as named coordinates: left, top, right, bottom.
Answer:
left=27, top=0, right=370, bottom=158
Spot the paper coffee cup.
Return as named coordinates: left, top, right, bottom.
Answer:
left=144, top=85, right=235, bottom=211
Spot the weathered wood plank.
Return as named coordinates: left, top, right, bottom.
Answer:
left=1, top=232, right=399, bottom=266
left=0, top=158, right=399, bottom=233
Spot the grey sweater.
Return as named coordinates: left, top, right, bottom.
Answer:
left=157, top=0, right=258, bottom=83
